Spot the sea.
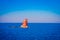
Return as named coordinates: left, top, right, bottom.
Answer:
left=0, top=23, right=60, bottom=40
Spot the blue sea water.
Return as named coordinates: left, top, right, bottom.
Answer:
left=0, top=23, right=60, bottom=40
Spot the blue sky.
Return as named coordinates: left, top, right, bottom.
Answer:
left=0, top=0, right=60, bottom=23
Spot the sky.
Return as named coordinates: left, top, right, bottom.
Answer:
left=0, top=0, right=60, bottom=23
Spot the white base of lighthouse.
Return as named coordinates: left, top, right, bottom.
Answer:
left=21, top=25, right=28, bottom=28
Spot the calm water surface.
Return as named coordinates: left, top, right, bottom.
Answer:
left=0, top=23, right=60, bottom=40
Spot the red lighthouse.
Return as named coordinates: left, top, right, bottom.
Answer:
left=21, top=18, right=28, bottom=28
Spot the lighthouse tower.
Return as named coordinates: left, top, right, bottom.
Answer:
left=21, top=19, right=28, bottom=28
